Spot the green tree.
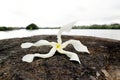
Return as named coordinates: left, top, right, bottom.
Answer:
left=26, top=23, right=39, bottom=30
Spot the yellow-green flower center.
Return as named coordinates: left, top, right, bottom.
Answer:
left=56, top=43, right=61, bottom=49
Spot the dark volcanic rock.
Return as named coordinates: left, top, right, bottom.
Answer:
left=0, top=35, right=120, bottom=80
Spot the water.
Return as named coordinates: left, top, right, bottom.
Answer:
left=0, top=29, right=120, bottom=40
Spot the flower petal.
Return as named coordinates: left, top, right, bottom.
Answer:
left=62, top=39, right=90, bottom=53
left=21, top=42, right=33, bottom=48
left=22, top=47, right=56, bottom=63
left=34, top=47, right=56, bottom=58
left=22, top=54, right=35, bottom=63
left=57, top=21, right=77, bottom=44
left=58, top=49, right=81, bottom=64
left=21, top=40, right=52, bottom=49
left=33, top=40, right=52, bottom=47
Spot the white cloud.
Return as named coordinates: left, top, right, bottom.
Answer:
left=0, top=0, right=120, bottom=27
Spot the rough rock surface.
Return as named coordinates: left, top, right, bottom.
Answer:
left=0, top=35, right=120, bottom=80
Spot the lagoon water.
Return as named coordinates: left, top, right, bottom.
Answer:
left=0, top=29, right=120, bottom=40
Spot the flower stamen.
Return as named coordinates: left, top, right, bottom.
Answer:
left=56, top=43, right=61, bottom=49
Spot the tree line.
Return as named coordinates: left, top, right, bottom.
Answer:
left=73, top=23, right=120, bottom=29
left=0, top=23, right=120, bottom=31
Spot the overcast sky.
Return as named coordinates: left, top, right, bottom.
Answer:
left=0, top=0, right=120, bottom=27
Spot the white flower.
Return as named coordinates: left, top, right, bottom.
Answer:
left=21, top=21, right=90, bottom=64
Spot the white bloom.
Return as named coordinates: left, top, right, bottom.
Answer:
left=21, top=21, right=90, bottom=64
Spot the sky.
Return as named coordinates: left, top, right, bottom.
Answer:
left=0, top=0, right=120, bottom=27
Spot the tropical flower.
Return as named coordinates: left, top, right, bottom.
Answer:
left=21, top=21, right=90, bottom=64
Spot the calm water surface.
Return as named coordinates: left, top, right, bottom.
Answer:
left=0, top=29, right=120, bottom=40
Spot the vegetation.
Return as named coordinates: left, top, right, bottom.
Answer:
left=73, top=23, right=120, bottom=29
left=0, top=26, right=16, bottom=31
left=0, top=23, right=120, bottom=31
left=26, top=23, right=60, bottom=30
left=26, top=23, right=39, bottom=30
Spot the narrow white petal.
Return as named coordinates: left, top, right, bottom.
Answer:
left=22, top=47, right=56, bottom=63
left=22, top=54, right=35, bottom=63
left=34, top=47, right=56, bottom=58
left=58, top=21, right=77, bottom=34
left=57, top=21, right=77, bottom=43
left=21, top=42, right=33, bottom=48
left=62, top=40, right=90, bottom=53
left=21, top=40, right=52, bottom=48
left=33, top=40, right=52, bottom=47
left=58, top=49, right=81, bottom=64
